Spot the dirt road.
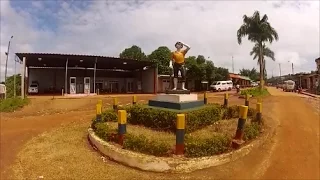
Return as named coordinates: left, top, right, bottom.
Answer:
left=260, top=88, right=319, bottom=179
left=1, top=89, right=319, bottom=179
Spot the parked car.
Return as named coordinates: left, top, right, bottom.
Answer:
left=251, top=82, right=258, bottom=87
left=28, top=83, right=39, bottom=94
left=210, top=80, right=233, bottom=92
left=283, top=80, right=295, bottom=92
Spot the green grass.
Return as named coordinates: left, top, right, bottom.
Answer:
left=0, top=97, right=29, bottom=112
left=240, top=87, right=270, bottom=97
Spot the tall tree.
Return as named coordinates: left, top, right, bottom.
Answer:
left=119, top=45, right=147, bottom=60
left=212, top=67, right=229, bottom=81
left=237, top=10, right=279, bottom=90
left=147, top=46, right=171, bottom=75
left=250, top=42, right=275, bottom=80
left=239, top=68, right=259, bottom=81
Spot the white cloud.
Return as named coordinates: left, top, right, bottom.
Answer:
left=0, top=0, right=319, bottom=81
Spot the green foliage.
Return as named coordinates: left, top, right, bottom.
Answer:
left=94, top=122, right=118, bottom=142
left=250, top=43, right=274, bottom=80
left=237, top=10, right=279, bottom=89
left=123, top=134, right=171, bottom=157
left=119, top=45, right=147, bottom=60
left=4, top=74, right=21, bottom=98
left=101, top=109, right=118, bottom=122
left=128, top=105, right=223, bottom=133
left=148, top=46, right=172, bottom=75
left=240, top=87, right=270, bottom=97
left=212, top=67, right=229, bottom=81
left=244, top=122, right=261, bottom=141
left=0, top=97, right=29, bottom=112
left=127, top=105, right=176, bottom=131
left=185, top=134, right=231, bottom=157
left=239, top=68, right=259, bottom=81
left=185, top=104, right=222, bottom=132
left=222, top=105, right=256, bottom=119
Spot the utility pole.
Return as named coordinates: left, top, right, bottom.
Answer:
left=5, top=36, right=13, bottom=81
left=232, top=56, right=234, bottom=73
left=291, top=63, right=294, bottom=74
left=279, top=63, right=282, bottom=80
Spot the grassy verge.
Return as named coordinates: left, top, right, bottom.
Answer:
left=0, top=97, right=29, bottom=112
left=240, top=87, right=270, bottom=97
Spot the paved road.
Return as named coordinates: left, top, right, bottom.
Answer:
left=1, top=88, right=319, bottom=179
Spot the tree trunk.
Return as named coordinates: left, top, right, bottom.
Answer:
left=259, top=42, right=264, bottom=91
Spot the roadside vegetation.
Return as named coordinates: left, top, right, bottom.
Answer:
left=241, top=87, right=270, bottom=97
left=0, top=74, right=29, bottom=112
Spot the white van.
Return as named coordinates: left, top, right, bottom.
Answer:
left=283, top=80, right=295, bottom=92
left=210, top=80, right=233, bottom=92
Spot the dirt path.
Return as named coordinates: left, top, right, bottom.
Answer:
left=1, top=89, right=319, bottom=179
left=260, top=87, right=319, bottom=179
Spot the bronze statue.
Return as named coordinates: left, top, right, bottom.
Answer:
left=169, top=41, right=191, bottom=90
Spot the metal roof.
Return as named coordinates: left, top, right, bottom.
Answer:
left=15, top=53, right=155, bottom=71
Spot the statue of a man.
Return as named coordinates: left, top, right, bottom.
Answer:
left=169, top=41, right=191, bottom=90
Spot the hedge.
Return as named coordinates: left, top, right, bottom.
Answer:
left=93, top=120, right=262, bottom=157
left=185, top=134, right=231, bottom=157
left=92, top=104, right=257, bottom=133
left=127, top=104, right=223, bottom=133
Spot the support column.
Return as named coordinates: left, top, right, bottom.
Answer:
left=21, top=57, right=26, bottom=99
left=154, top=65, right=158, bottom=94
left=65, top=59, right=68, bottom=94
left=94, top=57, right=97, bottom=94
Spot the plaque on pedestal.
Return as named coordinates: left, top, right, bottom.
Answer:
left=165, top=89, right=190, bottom=94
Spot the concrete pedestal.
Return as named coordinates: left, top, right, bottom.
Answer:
left=148, top=93, right=204, bottom=110
left=155, top=94, right=198, bottom=103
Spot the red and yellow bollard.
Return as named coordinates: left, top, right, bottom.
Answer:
left=204, top=92, right=208, bottom=105
left=113, top=97, right=118, bottom=110
left=256, top=103, right=262, bottom=124
left=232, top=105, right=248, bottom=149
left=245, top=93, right=249, bottom=107
left=224, top=93, right=229, bottom=107
left=96, top=100, right=102, bottom=122
left=133, top=95, right=137, bottom=105
left=176, top=114, right=185, bottom=155
left=117, top=110, right=127, bottom=146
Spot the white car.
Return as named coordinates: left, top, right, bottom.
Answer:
left=251, top=82, right=258, bottom=87
left=210, top=81, right=233, bottom=92
left=28, top=84, right=39, bottom=94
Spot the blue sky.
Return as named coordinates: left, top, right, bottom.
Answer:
left=1, top=0, right=319, bottom=81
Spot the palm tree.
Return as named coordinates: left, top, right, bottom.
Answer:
left=237, top=10, right=279, bottom=90
left=250, top=43, right=275, bottom=80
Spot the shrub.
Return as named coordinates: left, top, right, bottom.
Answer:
left=185, top=104, right=222, bottom=132
left=94, top=122, right=117, bottom=142
left=101, top=109, right=118, bottom=122
left=244, top=122, right=261, bottom=141
left=222, top=105, right=256, bottom=119
left=0, top=97, right=29, bottom=112
left=123, top=134, right=171, bottom=157
left=240, top=87, right=270, bottom=97
left=185, top=134, right=231, bottom=157
left=128, top=105, right=223, bottom=133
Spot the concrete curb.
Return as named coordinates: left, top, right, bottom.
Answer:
left=301, top=92, right=320, bottom=98
left=88, top=125, right=273, bottom=173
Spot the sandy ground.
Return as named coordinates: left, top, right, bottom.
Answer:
left=0, top=88, right=319, bottom=179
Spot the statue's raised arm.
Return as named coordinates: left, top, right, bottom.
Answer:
left=170, top=41, right=191, bottom=91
